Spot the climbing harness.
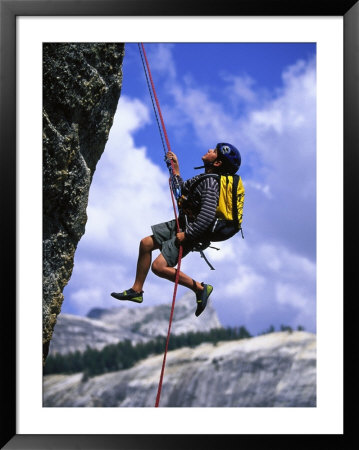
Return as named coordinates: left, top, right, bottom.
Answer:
left=139, top=43, right=183, bottom=408
left=181, top=213, right=219, bottom=270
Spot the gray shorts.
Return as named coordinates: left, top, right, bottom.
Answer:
left=151, top=219, right=192, bottom=267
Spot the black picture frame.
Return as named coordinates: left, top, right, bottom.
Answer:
left=1, top=0, right=357, bottom=448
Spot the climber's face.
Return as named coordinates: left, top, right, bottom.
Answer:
left=202, top=148, right=223, bottom=171
left=202, top=148, right=218, bottom=164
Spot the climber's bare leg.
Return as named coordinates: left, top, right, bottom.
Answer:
left=132, top=235, right=159, bottom=293
left=151, top=253, right=204, bottom=293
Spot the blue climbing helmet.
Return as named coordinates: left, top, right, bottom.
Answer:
left=216, top=142, right=241, bottom=174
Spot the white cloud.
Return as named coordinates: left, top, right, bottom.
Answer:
left=276, top=283, right=309, bottom=309
left=64, top=95, right=177, bottom=315
left=249, top=59, right=315, bottom=138
left=203, top=237, right=315, bottom=331
left=222, top=73, right=258, bottom=104
left=146, top=43, right=176, bottom=80
left=83, top=96, right=173, bottom=256
left=70, top=287, right=104, bottom=314
left=169, top=83, right=237, bottom=146
left=225, top=265, right=266, bottom=298
left=238, top=58, right=316, bottom=260
left=207, top=239, right=236, bottom=262
left=245, top=180, right=273, bottom=199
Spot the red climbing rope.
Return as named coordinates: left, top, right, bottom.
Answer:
left=139, top=43, right=183, bottom=407
left=155, top=238, right=183, bottom=407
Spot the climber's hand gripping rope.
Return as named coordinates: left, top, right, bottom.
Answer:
left=165, top=151, right=181, bottom=201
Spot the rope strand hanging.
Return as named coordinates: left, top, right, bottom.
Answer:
left=138, top=42, right=183, bottom=407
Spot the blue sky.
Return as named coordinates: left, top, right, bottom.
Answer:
left=62, top=42, right=316, bottom=335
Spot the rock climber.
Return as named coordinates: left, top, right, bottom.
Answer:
left=111, top=143, right=244, bottom=317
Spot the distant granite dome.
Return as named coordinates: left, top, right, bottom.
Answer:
left=49, top=292, right=223, bottom=355
left=87, top=308, right=108, bottom=320
left=42, top=43, right=125, bottom=363
left=44, top=331, right=316, bottom=407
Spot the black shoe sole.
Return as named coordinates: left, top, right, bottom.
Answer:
left=111, top=292, right=143, bottom=303
left=195, top=284, right=213, bottom=316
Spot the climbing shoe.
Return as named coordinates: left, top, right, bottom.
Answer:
left=111, top=288, right=143, bottom=303
left=195, top=283, right=213, bottom=317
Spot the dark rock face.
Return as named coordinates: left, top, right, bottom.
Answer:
left=43, top=43, right=125, bottom=363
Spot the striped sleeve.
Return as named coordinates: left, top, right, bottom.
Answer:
left=185, top=176, right=219, bottom=240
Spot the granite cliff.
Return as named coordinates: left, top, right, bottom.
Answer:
left=42, top=43, right=125, bottom=362
left=43, top=331, right=316, bottom=407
